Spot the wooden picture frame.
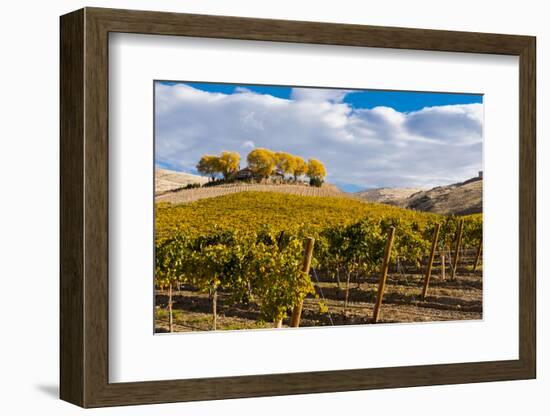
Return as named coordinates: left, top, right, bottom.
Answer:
left=60, top=7, right=536, bottom=408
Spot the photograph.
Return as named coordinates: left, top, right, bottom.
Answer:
left=154, top=81, right=484, bottom=333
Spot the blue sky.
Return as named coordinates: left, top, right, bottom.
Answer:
left=155, top=81, right=483, bottom=190
left=159, top=81, right=482, bottom=113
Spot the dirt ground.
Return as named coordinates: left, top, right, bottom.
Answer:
left=155, top=252, right=482, bottom=333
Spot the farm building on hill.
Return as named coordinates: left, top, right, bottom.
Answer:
left=235, top=167, right=287, bottom=183
left=235, top=167, right=254, bottom=180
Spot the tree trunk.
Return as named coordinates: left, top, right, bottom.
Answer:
left=274, top=318, right=283, bottom=328
left=168, top=282, right=173, bottom=333
left=335, top=267, right=342, bottom=299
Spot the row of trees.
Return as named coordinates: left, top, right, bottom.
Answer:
left=196, top=151, right=241, bottom=181
left=196, top=148, right=327, bottom=185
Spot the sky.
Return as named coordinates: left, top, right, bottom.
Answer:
left=154, top=81, right=483, bottom=191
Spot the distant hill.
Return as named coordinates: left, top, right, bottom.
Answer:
left=404, top=177, right=482, bottom=215
left=354, top=187, right=423, bottom=206
left=355, top=176, right=482, bottom=215
left=155, top=168, right=209, bottom=195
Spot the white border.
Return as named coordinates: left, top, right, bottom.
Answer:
left=109, top=33, right=519, bottom=383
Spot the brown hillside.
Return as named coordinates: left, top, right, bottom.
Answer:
left=354, top=187, right=423, bottom=206
left=404, top=177, right=482, bottom=215
left=155, top=168, right=209, bottom=195
left=355, top=177, right=482, bottom=215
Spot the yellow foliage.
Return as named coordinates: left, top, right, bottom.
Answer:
left=274, top=152, right=297, bottom=176
left=156, top=191, right=440, bottom=242
left=218, top=151, right=241, bottom=179
left=307, top=158, right=327, bottom=180
left=247, top=148, right=276, bottom=179
left=196, top=155, right=221, bottom=180
left=292, top=156, right=307, bottom=180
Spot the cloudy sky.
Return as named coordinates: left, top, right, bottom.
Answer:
left=155, top=81, right=483, bottom=191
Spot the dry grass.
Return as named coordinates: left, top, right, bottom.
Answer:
left=355, top=177, right=483, bottom=215
left=155, top=168, right=208, bottom=195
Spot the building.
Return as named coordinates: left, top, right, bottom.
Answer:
left=235, top=167, right=254, bottom=180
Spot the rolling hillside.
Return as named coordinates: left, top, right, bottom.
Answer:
left=155, top=168, right=209, bottom=195
left=156, top=167, right=482, bottom=215
left=354, top=187, right=423, bottom=206
left=355, top=176, right=482, bottom=215
left=156, top=182, right=345, bottom=204
left=404, top=176, right=482, bottom=215
left=156, top=190, right=439, bottom=238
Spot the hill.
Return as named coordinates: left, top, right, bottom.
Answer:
left=156, top=182, right=345, bottom=204
left=354, top=187, right=423, bottom=205
left=355, top=177, right=482, bottom=215
left=404, top=177, right=482, bottom=215
left=155, top=168, right=209, bottom=195
left=156, top=190, right=439, bottom=239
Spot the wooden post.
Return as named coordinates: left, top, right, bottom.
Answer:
left=290, top=237, right=315, bottom=328
left=450, top=220, right=464, bottom=280
left=168, top=282, right=173, bottom=333
left=344, top=271, right=351, bottom=312
left=212, top=287, right=217, bottom=331
left=472, top=238, right=483, bottom=271
left=421, top=223, right=440, bottom=301
left=441, top=252, right=446, bottom=280
left=372, top=227, right=396, bottom=323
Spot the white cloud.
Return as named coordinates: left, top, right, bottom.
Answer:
left=291, top=87, right=350, bottom=103
left=235, top=86, right=252, bottom=94
left=155, top=83, right=482, bottom=189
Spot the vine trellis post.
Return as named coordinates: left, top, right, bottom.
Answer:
left=289, top=237, right=315, bottom=328
left=421, top=223, right=441, bottom=301
left=450, top=219, right=465, bottom=280
left=372, top=227, right=396, bottom=323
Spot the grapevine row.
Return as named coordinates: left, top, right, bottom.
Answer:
left=156, top=208, right=482, bottom=330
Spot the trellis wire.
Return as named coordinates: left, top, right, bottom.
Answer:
left=311, top=267, right=335, bottom=326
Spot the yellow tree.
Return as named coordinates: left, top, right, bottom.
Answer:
left=196, top=155, right=221, bottom=181
left=247, top=148, right=276, bottom=180
left=274, top=152, right=297, bottom=178
left=218, top=151, right=241, bottom=179
left=292, top=156, right=307, bottom=181
left=307, top=158, right=327, bottom=186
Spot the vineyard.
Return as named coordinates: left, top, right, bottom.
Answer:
left=155, top=182, right=346, bottom=204
left=155, top=191, right=482, bottom=332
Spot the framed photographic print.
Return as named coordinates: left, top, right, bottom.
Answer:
left=60, top=7, right=536, bottom=408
